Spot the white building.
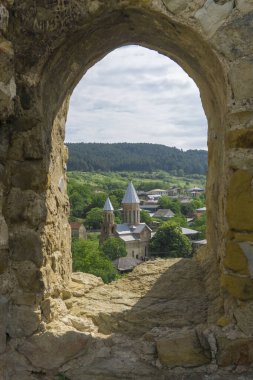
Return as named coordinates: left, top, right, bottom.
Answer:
left=101, top=182, right=152, bottom=265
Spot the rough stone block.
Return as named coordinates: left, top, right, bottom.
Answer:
left=18, top=330, right=91, bottom=369
left=7, top=305, right=41, bottom=338
left=229, top=58, right=253, bottom=102
left=0, top=216, right=8, bottom=249
left=239, top=242, right=253, bottom=278
left=0, top=248, right=8, bottom=274
left=0, top=4, right=9, bottom=32
left=41, top=297, right=68, bottom=322
left=217, top=337, right=253, bottom=366
left=234, top=302, right=253, bottom=335
left=10, top=228, right=43, bottom=267
left=14, top=260, right=42, bottom=291
left=0, top=297, right=8, bottom=354
left=223, top=241, right=249, bottom=275
left=10, top=161, right=47, bottom=191
left=227, top=129, right=253, bottom=149
left=195, top=0, right=234, bottom=38
left=221, top=273, right=253, bottom=300
left=0, top=127, right=10, bottom=163
left=228, top=148, right=253, bottom=171
left=162, top=0, right=189, bottom=13
left=7, top=188, right=46, bottom=228
left=236, top=0, right=253, bottom=13
left=226, top=170, right=253, bottom=231
left=11, top=290, right=39, bottom=306
left=156, top=329, right=210, bottom=367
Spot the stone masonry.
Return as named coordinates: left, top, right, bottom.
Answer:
left=0, top=0, right=253, bottom=378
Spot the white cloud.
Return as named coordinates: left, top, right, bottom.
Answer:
left=65, top=45, right=207, bottom=150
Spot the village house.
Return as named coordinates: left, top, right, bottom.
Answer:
left=146, top=188, right=168, bottom=198
left=153, top=209, right=175, bottom=220
left=167, top=187, right=181, bottom=196
left=70, top=222, right=87, bottom=240
left=100, top=182, right=152, bottom=270
left=188, top=187, right=205, bottom=198
left=195, top=206, right=206, bottom=218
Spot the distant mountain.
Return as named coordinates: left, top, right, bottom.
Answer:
left=66, top=143, right=208, bottom=175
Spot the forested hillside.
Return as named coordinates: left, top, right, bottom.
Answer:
left=67, top=143, right=208, bottom=175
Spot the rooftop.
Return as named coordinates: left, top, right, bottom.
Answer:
left=103, top=197, right=114, bottom=211
left=116, top=223, right=149, bottom=235
left=122, top=182, right=140, bottom=204
left=181, top=227, right=199, bottom=235
left=153, top=209, right=175, bottom=218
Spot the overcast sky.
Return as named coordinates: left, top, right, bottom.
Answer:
left=65, top=45, right=207, bottom=151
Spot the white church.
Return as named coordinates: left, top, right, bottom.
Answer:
left=100, top=182, right=152, bottom=267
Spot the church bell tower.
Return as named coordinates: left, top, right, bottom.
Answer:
left=100, top=197, right=115, bottom=244
left=122, top=182, right=140, bottom=225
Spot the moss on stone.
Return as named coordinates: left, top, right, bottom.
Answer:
left=227, top=129, right=253, bottom=149
left=226, top=170, right=253, bottom=231
left=223, top=241, right=249, bottom=275
left=216, top=316, right=231, bottom=328
left=221, top=273, right=253, bottom=301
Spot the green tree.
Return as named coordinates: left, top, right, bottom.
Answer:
left=72, top=239, right=117, bottom=283
left=68, top=182, right=93, bottom=218
left=171, top=214, right=188, bottom=227
left=180, top=202, right=195, bottom=217
left=191, top=199, right=205, bottom=209
left=191, top=215, right=207, bottom=239
left=149, top=221, right=192, bottom=258
left=90, top=192, right=107, bottom=209
left=101, top=237, right=127, bottom=261
left=158, top=196, right=181, bottom=214
left=85, top=207, right=103, bottom=229
left=109, top=189, right=125, bottom=207
left=140, top=209, right=152, bottom=226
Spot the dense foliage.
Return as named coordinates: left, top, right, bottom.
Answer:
left=72, top=238, right=118, bottom=283
left=67, top=170, right=206, bottom=221
left=101, top=237, right=127, bottom=261
left=149, top=221, right=192, bottom=258
left=140, top=209, right=153, bottom=226
left=85, top=207, right=103, bottom=229
left=67, top=143, right=208, bottom=175
left=191, top=215, right=207, bottom=239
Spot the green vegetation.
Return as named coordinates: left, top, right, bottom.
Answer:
left=149, top=221, right=192, bottom=258
left=158, top=196, right=181, bottom=214
left=101, top=237, right=127, bottom=261
left=72, top=238, right=119, bottom=283
left=85, top=207, right=103, bottom=230
left=69, top=169, right=207, bottom=277
left=67, top=143, right=207, bottom=175
left=140, top=209, right=153, bottom=226
left=191, top=215, right=207, bottom=239
left=67, top=170, right=206, bottom=222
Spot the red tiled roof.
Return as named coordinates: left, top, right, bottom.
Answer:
left=70, top=222, right=82, bottom=229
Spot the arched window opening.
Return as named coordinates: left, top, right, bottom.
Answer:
left=66, top=46, right=207, bottom=284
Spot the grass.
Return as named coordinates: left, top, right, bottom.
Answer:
left=67, top=170, right=206, bottom=192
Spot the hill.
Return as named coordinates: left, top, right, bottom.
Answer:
left=66, top=143, right=208, bottom=175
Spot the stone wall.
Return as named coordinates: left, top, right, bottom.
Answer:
left=0, top=0, right=253, bottom=378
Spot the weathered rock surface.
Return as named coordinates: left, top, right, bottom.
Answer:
left=67, top=259, right=208, bottom=336
left=156, top=329, right=210, bottom=367
left=1, top=259, right=253, bottom=379
left=18, top=328, right=91, bottom=370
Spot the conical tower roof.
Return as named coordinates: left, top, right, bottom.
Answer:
left=122, top=182, right=140, bottom=204
left=103, top=197, right=114, bottom=211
